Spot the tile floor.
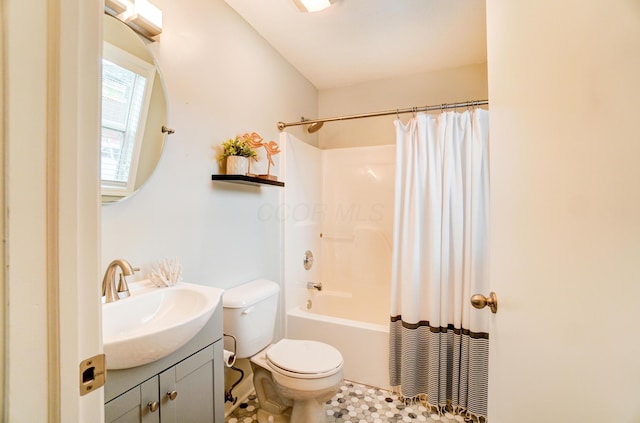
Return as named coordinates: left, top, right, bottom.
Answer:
left=226, top=381, right=463, bottom=423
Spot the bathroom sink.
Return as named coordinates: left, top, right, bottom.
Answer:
left=102, top=281, right=223, bottom=370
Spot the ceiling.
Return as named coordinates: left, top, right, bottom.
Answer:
left=223, top=0, right=487, bottom=90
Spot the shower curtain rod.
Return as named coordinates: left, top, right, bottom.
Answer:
left=276, top=99, right=489, bottom=130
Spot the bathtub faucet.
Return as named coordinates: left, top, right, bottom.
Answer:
left=306, top=282, right=323, bottom=291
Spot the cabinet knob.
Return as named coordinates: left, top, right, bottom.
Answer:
left=166, top=390, right=178, bottom=401
left=147, top=401, right=159, bottom=413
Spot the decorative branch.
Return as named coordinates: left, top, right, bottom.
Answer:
left=150, top=257, right=183, bottom=287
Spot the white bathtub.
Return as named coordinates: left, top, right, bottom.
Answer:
left=286, top=292, right=390, bottom=390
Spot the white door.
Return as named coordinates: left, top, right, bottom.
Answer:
left=3, top=0, right=104, bottom=421
left=486, top=1, right=640, bottom=422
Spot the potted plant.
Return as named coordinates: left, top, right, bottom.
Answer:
left=218, top=134, right=258, bottom=175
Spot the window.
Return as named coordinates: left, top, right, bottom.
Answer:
left=101, top=42, right=156, bottom=197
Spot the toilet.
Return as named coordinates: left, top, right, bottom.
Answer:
left=223, top=279, right=344, bottom=423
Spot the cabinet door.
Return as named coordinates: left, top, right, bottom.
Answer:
left=105, top=386, right=141, bottom=423
left=140, top=378, right=161, bottom=423
left=159, top=345, right=215, bottom=423
left=105, top=378, right=160, bottom=423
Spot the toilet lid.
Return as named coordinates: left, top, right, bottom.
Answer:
left=266, top=339, right=343, bottom=377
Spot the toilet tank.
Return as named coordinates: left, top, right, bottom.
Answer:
left=222, top=279, right=280, bottom=358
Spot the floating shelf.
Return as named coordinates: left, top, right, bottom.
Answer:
left=211, top=174, right=285, bottom=187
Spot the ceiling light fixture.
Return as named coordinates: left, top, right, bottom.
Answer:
left=105, top=0, right=128, bottom=15
left=129, top=0, right=163, bottom=37
left=104, top=0, right=163, bottom=39
left=293, top=0, right=335, bottom=13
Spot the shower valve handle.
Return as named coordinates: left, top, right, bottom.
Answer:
left=307, top=282, right=322, bottom=291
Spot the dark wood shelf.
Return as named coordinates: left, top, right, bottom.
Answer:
left=211, top=174, right=285, bottom=187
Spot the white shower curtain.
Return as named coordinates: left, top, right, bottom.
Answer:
left=389, top=109, right=490, bottom=421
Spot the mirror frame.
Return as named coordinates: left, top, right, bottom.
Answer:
left=101, top=13, right=169, bottom=204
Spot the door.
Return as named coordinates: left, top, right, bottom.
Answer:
left=3, top=0, right=103, bottom=421
left=486, top=1, right=640, bottom=421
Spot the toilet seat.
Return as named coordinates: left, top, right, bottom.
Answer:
left=266, top=339, right=343, bottom=379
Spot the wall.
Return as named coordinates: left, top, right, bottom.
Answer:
left=0, top=0, right=5, bottom=415
left=318, top=63, right=487, bottom=149
left=100, top=2, right=318, bottom=415
left=102, top=0, right=317, bottom=298
left=486, top=1, right=640, bottom=421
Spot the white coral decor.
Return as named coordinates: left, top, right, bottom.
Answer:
left=150, top=257, right=183, bottom=287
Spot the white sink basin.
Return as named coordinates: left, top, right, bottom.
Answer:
left=102, top=281, right=223, bottom=370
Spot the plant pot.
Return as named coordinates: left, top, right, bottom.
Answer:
left=226, top=156, right=249, bottom=175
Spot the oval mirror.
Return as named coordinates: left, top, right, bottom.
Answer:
left=101, top=14, right=168, bottom=204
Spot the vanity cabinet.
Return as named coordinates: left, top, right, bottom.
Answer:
left=105, top=343, right=221, bottom=423
left=105, top=305, right=224, bottom=422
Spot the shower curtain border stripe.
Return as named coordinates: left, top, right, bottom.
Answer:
left=390, top=315, right=489, bottom=340
left=277, top=99, right=489, bottom=130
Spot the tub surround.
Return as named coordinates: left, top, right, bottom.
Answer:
left=283, top=140, right=394, bottom=325
left=283, top=138, right=393, bottom=390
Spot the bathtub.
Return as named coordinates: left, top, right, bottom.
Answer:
left=286, top=291, right=390, bottom=390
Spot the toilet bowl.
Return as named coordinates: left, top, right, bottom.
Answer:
left=222, top=279, right=344, bottom=423
left=250, top=339, right=344, bottom=423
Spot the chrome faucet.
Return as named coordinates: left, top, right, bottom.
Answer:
left=102, top=259, right=138, bottom=303
left=306, top=282, right=322, bottom=291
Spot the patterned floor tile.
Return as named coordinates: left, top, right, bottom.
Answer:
left=226, top=381, right=459, bottom=423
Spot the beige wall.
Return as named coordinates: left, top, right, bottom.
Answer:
left=487, top=1, right=640, bottom=421
left=101, top=0, right=317, bottom=315
left=0, top=0, right=4, bottom=416
left=100, top=2, right=320, bottom=411
left=318, top=63, right=487, bottom=149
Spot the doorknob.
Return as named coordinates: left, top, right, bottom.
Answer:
left=470, top=292, right=498, bottom=314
